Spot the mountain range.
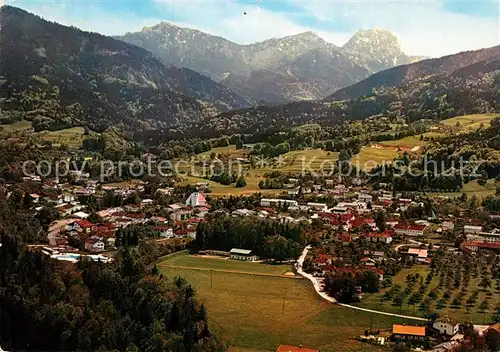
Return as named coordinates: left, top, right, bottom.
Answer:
left=117, top=24, right=423, bottom=104
left=1, top=5, right=499, bottom=138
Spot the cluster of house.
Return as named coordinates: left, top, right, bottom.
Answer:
left=461, top=223, right=500, bottom=254
left=390, top=318, right=500, bottom=352
left=44, top=190, right=210, bottom=256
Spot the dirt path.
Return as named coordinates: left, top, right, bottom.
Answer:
left=159, top=264, right=303, bottom=279
left=296, top=246, right=427, bottom=322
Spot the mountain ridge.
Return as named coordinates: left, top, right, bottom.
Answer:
left=0, top=6, right=253, bottom=132
left=327, top=44, right=500, bottom=101
left=116, top=24, right=422, bottom=104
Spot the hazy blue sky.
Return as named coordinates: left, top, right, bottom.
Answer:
left=6, top=0, right=500, bottom=57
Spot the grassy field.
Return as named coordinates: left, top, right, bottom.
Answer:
left=0, top=120, right=33, bottom=135
left=197, top=145, right=247, bottom=159
left=356, top=265, right=500, bottom=324
left=441, top=113, right=499, bottom=130
left=351, top=147, right=399, bottom=170
left=427, top=180, right=497, bottom=199
left=159, top=254, right=413, bottom=352
left=178, top=148, right=339, bottom=196
left=177, top=174, right=280, bottom=196
left=35, top=127, right=86, bottom=148
left=159, top=252, right=294, bottom=276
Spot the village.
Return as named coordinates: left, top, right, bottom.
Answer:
left=8, top=171, right=500, bottom=352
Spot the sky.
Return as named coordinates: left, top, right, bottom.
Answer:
left=4, top=0, right=500, bottom=57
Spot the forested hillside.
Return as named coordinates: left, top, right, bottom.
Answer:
left=0, top=6, right=251, bottom=132
left=328, top=45, right=500, bottom=101
left=0, top=196, right=222, bottom=351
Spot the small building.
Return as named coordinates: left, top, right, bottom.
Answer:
left=407, top=248, right=429, bottom=264
left=392, top=324, right=426, bottom=341
left=306, top=202, right=328, bottom=212
left=260, top=198, right=298, bottom=208
left=394, top=223, right=426, bottom=237
left=433, top=316, right=460, bottom=336
left=366, top=231, right=393, bottom=244
left=85, top=239, right=105, bottom=253
left=230, top=248, right=258, bottom=261
left=154, top=226, right=174, bottom=239
left=186, top=192, right=207, bottom=207
left=431, top=341, right=458, bottom=352
left=276, top=345, right=318, bottom=352
left=464, top=225, right=482, bottom=235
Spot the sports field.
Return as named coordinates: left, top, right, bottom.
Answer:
left=159, top=252, right=294, bottom=276
left=159, top=253, right=412, bottom=352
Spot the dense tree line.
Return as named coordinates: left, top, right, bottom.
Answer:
left=0, top=197, right=223, bottom=351
left=324, top=270, right=380, bottom=303
left=193, top=214, right=309, bottom=260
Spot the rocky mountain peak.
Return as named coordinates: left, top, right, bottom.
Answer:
left=341, top=28, right=409, bottom=72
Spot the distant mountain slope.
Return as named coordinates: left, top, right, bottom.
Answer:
left=328, top=45, right=500, bottom=101
left=0, top=6, right=252, bottom=132
left=187, top=50, right=500, bottom=137
left=117, top=25, right=423, bottom=104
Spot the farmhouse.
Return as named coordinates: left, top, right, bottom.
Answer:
left=230, top=248, right=258, bottom=261
left=365, top=231, right=393, bottom=244
left=392, top=324, right=426, bottom=341
left=433, top=316, right=460, bottom=336
left=394, top=223, right=426, bottom=236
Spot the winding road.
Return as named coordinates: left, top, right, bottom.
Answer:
left=295, top=246, right=427, bottom=322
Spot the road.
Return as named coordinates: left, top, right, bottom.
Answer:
left=295, top=246, right=428, bottom=322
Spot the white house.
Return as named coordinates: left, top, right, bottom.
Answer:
left=260, top=198, right=298, bottom=207
left=154, top=226, right=174, bottom=238
left=466, top=232, right=500, bottom=243
left=62, top=192, right=76, bottom=203
left=433, top=317, right=460, bottom=336
left=85, top=240, right=105, bottom=253
left=306, top=202, right=328, bottom=212
left=358, top=193, right=373, bottom=203
left=186, top=192, right=207, bottom=207
left=464, top=225, right=482, bottom=235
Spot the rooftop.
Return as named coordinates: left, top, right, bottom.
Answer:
left=393, top=324, right=426, bottom=336
left=230, top=248, right=253, bottom=255
left=276, top=345, right=319, bottom=352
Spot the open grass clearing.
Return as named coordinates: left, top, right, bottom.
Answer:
left=351, top=147, right=399, bottom=170
left=427, top=180, right=497, bottom=199
left=0, top=120, right=33, bottom=135
left=159, top=251, right=294, bottom=276
left=35, top=126, right=86, bottom=148
left=441, top=113, right=499, bottom=131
